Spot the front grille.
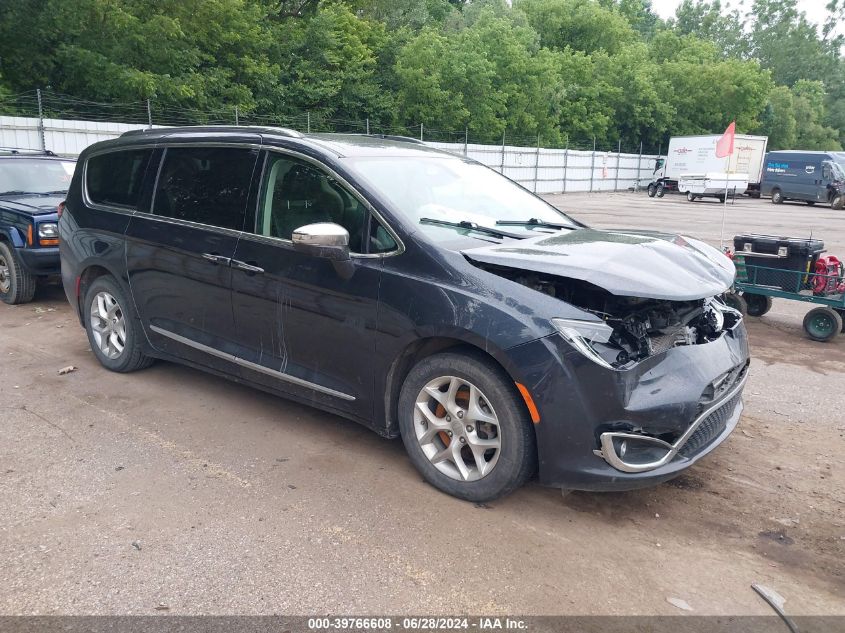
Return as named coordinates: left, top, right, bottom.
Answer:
left=679, top=391, right=743, bottom=457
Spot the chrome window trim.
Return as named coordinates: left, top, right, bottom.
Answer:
left=149, top=324, right=355, bottom=401
left=130, top=209, right=245, bottom=239
left=258, top=146, right=405, bottom=259
left=82, top=144, right=158, bottom=215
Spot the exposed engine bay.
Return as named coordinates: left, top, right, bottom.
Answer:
left=478, top=264, right=741, bottom=369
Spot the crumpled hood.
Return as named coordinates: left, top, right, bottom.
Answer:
left=462, top=228, right=735, bottom=301
left=0, top=194, right=65, bottom=216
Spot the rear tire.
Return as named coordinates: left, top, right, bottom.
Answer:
left=0, top=241, right=36, bottom=305
left=806, top=200, right=816, bottom=206
left=83, top=276, right=154, bottom=372
left=744, top=293, right=772, bottom=317
left=398, top=352, right=536, bottom=502
left=803, top=307, right=842, bottom=342
left=771, top=189, right=784, bottom=204
left=686, top=191, right=695, bottom=202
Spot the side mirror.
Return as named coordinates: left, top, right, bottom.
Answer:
left=292, top=223, right=350, bottom=261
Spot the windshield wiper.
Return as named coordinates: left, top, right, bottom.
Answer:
left=496, top=218, right=578, bottom=230
left=419, top=218, right=526, bottom=240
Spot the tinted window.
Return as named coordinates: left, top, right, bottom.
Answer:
left=86, top=150, right=152, bottom=207
left=153, top=147, right=257, bottom=231
left=256, top=154, right=396, bottom=254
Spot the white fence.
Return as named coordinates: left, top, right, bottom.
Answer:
left=1, top=115, right=660, bottom=194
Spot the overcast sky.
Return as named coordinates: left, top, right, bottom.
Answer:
left=650, top=0, right=832, bottom=27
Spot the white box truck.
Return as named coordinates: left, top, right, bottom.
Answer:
left=647, top=134, right=768, bottom=200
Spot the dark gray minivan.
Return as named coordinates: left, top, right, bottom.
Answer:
left=761, top=150, right=845, bottom=208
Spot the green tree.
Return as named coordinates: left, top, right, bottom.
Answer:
left=515, top=0, right=638, bottom=54
left=759, top=86, right=797, bottom=149
left=791, top=79, right=842, bottom=149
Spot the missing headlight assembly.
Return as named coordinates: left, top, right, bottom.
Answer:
left=478, top=264, right=741, bottom=370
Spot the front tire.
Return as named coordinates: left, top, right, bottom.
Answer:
left=398, top=352, right=536, bottom=502
left=655, top=183, right=665, bottom=198
left=0, top=241, right=37, bottom=305
left=647, top=183, right=656, bottom=198
left=83, top=276, right=153, bottom=372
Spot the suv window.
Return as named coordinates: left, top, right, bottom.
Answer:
left=257, top=153, right=396, bottom=254
left=86, top=149, right=152, bottom=208
left=153, top=147, right=257, bottom=231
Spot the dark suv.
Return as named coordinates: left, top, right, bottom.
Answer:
left=1, top=149, right=75, bottom=304
left=59, top=127, right=749, bottom=501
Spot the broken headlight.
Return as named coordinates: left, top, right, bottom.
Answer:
left=551, top=317, right=617, bottom=370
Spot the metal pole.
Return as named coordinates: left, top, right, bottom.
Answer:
left=420, top=123, right=423, bottom=141
left=562, top=144, right=569, bottom=194
left=533, top=134, right=541, bottom=193
left=615, top=139, right=621, bottom=192
left=36, top=88, right=46, bottom=151
left=234, top=106, right=239, bottom=126
left=366, top=118, right=370, bottom=135
left=589, top=137, right=596, bottom=193
left=146, top=98, right=152, bottom=130
left=306, top=111, right=310, bottom=133
left=500, top=131, right=506, bottom=175
left=464, top=126, right=468, bottom=157
left=637, top=141, right=643, bottom=191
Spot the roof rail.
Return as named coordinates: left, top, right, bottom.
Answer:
left=0, top=147, right=57, bottom=156
left=119, top=125, right=304, bottom=139
left=359, top=134, right=427, bottom=145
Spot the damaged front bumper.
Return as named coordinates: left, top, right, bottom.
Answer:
left=506, top=319, right=750, bottom=491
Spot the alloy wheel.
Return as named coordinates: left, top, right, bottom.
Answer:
left=413, top=376, right=501, bottom=482
left=90, top=291, right=127, bottom=360
left=0, top=254, right=9, bottom=294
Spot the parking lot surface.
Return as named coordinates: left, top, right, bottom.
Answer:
left=1, top=193, right=843, bottom=615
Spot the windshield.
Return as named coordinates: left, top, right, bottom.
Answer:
left=346, top=156, right=577, bottom=241
left=0, top=159, right=76, bottom=195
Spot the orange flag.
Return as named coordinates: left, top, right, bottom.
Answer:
left=715, top=121, right=735, bottom=158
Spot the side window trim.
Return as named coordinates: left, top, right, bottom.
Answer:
left=251, top=147, right=403, bottom=258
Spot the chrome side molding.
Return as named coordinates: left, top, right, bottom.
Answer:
left=148, top=324, right=355, bottom=401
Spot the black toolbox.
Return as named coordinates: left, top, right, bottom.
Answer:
left=733, top=234, right=825, bottom=291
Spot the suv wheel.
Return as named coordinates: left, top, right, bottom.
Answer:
left=0, top=241, right=36, bottom=305
left=84, top=276, right=153, bottom=372
left=398, top=352, right=536, bottom=501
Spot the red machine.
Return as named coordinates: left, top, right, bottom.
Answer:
left=813, top=255, right=845, bottom=296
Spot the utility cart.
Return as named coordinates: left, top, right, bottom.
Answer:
left=724, top=234, right=845, bottom=341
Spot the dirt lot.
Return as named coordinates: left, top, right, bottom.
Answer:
left=1, top=192, right=843, bottom=615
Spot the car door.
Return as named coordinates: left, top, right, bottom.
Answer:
left=125, top=144, right=259, bottom=372
left=229, top=150, right=400, bottom=419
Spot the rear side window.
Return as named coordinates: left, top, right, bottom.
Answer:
left=86, top=149, right=153, bottom=208
left=152, top=147, right=257, bottom=231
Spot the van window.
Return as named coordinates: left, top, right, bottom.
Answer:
left=152, top=147, right=257, bottom=231
left=86, top=149, right=153, bottom=208
left=256, top=153, right=396, bottom=254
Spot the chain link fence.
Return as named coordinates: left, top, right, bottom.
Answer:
left=0, top=89, right=662, bottom=194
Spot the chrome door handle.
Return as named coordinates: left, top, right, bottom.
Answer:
left=231, top=259, right=264, bottom=274
left=202, top=253, right=231, bottom=265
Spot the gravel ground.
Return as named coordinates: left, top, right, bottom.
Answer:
left=0, top=192, right=843, bottom=615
